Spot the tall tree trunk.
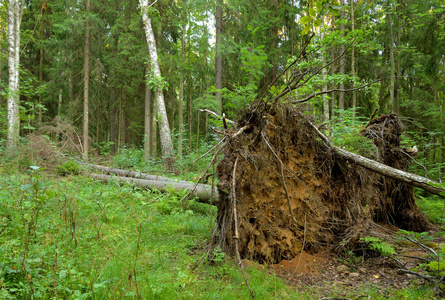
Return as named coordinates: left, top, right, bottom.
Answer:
left=139, top=0, right=176, bottom=172
left=338, top=0, right=345, bottom=111
left=38, top=45, right=44, bottom=125
left=83, top=0, right=91, bottom=161
left=56, top=89, right=62, bottom=145
left=120, top=92, right=127, bottom=146
left=387, top=8, right=395, bottom=113
left=330, top=32, right=336, bottom=118
left=351, top=0, right=357, bottom=113
left=215, top=0, right=223, bottom=114
left=321, top=19, right=329, bottom=122
left=110, top=87, right=116, bottom=155
left=6, top=0, right=23, bottom=152
left=188, top=94, right=192, bottom=152
left=144, top=64, right=152, bottom=160
left=57, top=89, right=62, bottom=117
left=178, top=20, right=186, bottom=157
left=151, top=95, right=158, bottom=158
left=177, top=17, right=188, bottom=157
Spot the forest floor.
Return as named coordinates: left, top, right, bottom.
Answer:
left=268, top=250, right=433, bottom=299
left=0, top=159, right=442, bottom=299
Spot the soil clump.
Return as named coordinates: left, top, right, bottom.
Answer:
left=214, top=103, right=429, bottom=265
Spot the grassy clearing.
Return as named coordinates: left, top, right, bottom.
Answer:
left=0, top=166, right=439, bottom=299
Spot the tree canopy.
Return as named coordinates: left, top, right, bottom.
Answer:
left=0, top=0, right=443, bottom=180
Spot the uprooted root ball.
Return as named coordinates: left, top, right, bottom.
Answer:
left=214, top=103, right=429, bottom=265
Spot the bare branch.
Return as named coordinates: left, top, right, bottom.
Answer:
left=198, top=109, right=236, bottom=125
left=271, top=37, right=357, bottom=103
left=260, top=34, right=314, bottom=101
left=231, top=155, right=255, bottom=298
left=293, top=79, right=382, bottom=104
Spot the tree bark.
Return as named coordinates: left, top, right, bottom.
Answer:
left=90, top=173, right=218, bottom=204
left=387, top=7, right=395, bottom=113
left=144, top=63, right=152, bottom=160
left=7, top=0, right=23, bottom=152
left=38, top=43, right=44, bottom=125
left=321, top=19, right=329, bottom=122
left=83, top=0, right=91, bottom=161
left=87, top=164, right=190, bottom=184
left=215, top=0, right=223, bottom=114
left=338, top=0, right=345, bottom=111
left=178, top=20, right=186, bottom=157
left=151, top=97, right=158, bottom=157
left=139, top=0, right=176, bottom=172
left=110, top=86, right=116, bottom=155
left=351, top=0, right=357, bottom=113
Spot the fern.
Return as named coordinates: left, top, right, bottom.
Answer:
left=360, top=236, right=397, bottom=256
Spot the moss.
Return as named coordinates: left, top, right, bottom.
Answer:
left=56, top=160, right=80, bottom=176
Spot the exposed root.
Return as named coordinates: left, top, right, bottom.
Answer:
left=212, top=102, right=430, bottom=265
left=231, top=156, right=255, bottom=298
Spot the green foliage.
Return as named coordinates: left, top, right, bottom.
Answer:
left=338, top=250, right=362, bottom=266
left=146, top=70, right=169, bottom=91
left=416, top=195, right=445, bottom=223
left=330, top=108, right=376, bottom=157
left=360, top=236, right=397, bottom=256
left=0, top=163, right=440, bottom=299
left=0, top=168, right=294, bottom=299
left=114, top=146, right=146, bottom=169
left=428, top=181, right=445, bottom=198
left=56, top=160, right=81, bottom=176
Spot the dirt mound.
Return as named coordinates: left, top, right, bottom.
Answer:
left=214, top=103, right=429, bottom=265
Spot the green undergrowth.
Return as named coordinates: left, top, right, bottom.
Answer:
left=0, top=166, right=439, bottom=299
left=416, top=195, right=445, bottom=224
left=0, top=167, right=289, bottom=299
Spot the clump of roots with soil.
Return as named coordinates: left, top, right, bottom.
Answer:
left=212, top=102, right=430, bottom=265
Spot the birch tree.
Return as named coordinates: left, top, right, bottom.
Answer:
left=139, top=0, right=176, bottom=172
left=6, top=0, right=24, bottom=151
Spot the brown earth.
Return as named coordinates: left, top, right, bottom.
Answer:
left=213, top=103, right=430, bottom=265
left=269, top=250, right=430, bottom=297
left=267, top=238, right=440, bottom=298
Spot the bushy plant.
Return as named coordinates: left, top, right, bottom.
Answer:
left=114, top=146, right=146, bottom=169
left=56, top=160, right=80, bottom=176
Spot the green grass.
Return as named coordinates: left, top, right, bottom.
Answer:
left=416, top=195, right=445, bottom=224
left=0, top=166, right=440, bottom=299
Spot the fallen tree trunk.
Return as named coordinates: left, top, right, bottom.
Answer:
left=308, top=115, right=445, bottom=197
left=336, top=148, right=444, bottom=196
left=86, top=163, right=189, bottom=183
left=90, top=173, right=218, bottom=204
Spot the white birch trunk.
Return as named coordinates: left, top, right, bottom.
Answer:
left=6, top=0, right=23, bottom=151
left=139, top=0, right=176, bottom=171
left=144, top=63, right=152, bottom=160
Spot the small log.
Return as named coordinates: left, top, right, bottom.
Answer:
left=90, top=173, right=218, bottom=204
left=86, top=163, right=190, bottom=184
